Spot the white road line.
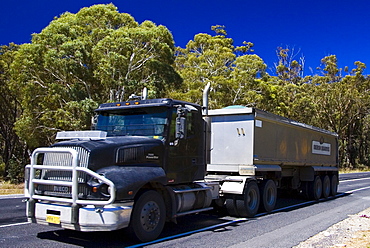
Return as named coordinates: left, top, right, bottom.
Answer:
left=340, top=177, right=370, bottom=183
left=345, top=185, right=370, bottom=193
left=0, top=222, right=29, bottom=229
left=0, top=194, right=24, bottom=199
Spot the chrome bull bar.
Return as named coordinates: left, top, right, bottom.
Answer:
left=25, top=147, right=116, bottom=206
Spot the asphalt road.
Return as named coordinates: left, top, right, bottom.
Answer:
left=1, top=172, right=370, bottom=248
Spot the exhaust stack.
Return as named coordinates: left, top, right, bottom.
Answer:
left=202, top=82, right=211, bottom=115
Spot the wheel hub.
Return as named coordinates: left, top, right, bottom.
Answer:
left=140, top=201, right=160, bottom=231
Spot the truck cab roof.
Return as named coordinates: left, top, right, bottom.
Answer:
left=96, top=98, right=202, bottom=112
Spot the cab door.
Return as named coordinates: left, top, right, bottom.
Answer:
left=166, top=106, right=205, bottom=184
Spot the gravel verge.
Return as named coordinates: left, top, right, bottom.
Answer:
left=294, top=207, right=370, bottom=247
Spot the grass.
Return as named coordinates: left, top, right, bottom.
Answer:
left=0, top=181, right=24, bottom=195
left=340, top=167, right=370, bottom=173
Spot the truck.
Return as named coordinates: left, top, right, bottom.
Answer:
left=24, top=86, right=338, bottom=242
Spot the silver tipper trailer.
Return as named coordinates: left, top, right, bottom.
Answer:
left=205, top=106, right=338, bottom=213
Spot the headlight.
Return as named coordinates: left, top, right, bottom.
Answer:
left=87, top=174, right=110, bottom=197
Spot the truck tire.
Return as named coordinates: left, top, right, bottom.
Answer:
left=308, top=176, right=322, bottom=201
left=330, top=174, right=338, bottom=196
left=128, top=190, right=166, bottom=242
left=225, top=196, right=238, bottom=217
left=259, top=180, right=277, bottom=212
left=322, top=175, right=330, bottom=198
left=235, top=181, right=260, bottom=217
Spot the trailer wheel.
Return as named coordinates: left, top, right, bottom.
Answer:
left=322, top=175, right=330, bottom=198
left=330, top=174, right=338, bottom=196
left=308, top=176, right=322, bottom=200
left=235, top=181, right=260, bottom=217
left=259, top=180, right=277, bottom=212
left=128, top=190, right=166, bottom=242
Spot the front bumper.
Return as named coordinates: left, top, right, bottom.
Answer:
left=28, top=201, right=133, bottom=232
left=25, top=147, right=132, bottom=231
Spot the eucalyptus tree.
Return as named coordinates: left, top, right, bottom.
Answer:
left=11, top=4, right=180, bottom=149
left=229, top=54, right=268, bottom=106
left=0, top=44, right=28, bottom=181
left=172, top=26, right=265, bottom=109
left=92, top=20, right=181, bottom=100
left=274, top=46, right=305, bottom=84
left=309, top=56, right=370, bottom=168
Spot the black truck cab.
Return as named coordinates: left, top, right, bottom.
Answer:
left=50, top=98, right=206, bottom=201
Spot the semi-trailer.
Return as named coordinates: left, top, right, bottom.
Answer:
left=25, top=87, right=338, bottom=242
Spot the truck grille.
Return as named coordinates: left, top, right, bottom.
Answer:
left=35, top=146, right=91, bottom=198
left=43, top=146, right=90, bottom=168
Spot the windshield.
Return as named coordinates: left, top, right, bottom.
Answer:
left=96, top=107, right=168, bottom=138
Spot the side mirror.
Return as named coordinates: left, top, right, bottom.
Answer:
left=175, top=107, right=187, bottom=140
left=175, top=116, right=187, bottom=139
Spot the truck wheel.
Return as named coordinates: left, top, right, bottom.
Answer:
left=259, top=180, right=277, bottom=212
left=235, top=181, right=260, bottom=217
left=330, top=174, right=338, bottom=196
left=128, top=190, right=166, bottom=242
left=225, top=196, right=238, bottom=217
left=308, top=176, right=322, bottom=200
left=322, top=175, right=330, bottom=198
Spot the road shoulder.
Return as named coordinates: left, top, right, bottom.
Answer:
left=294, top=207, right=370, bottom=247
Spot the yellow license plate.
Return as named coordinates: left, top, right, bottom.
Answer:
left=46, top=215, right=60, bottom=224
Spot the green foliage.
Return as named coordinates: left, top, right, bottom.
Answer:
left=5, top=159, right=24, bottom=183
left=0, top=44, right=29, bottom=179
left=275, top=46, right=304, bottom=84
left=172, top=28, right=262, bottom=109
left=0, top=161, right=4, bottom=178
left=10, top=4, right=181, bottom=149
left=3, top=4, right=370, bottom=181
left=92, top=20, right=181, bottom=99
left=307, top=59, right=370, bottom=168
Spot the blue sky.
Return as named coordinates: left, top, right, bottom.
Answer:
left=1, top=0, right=370, bottom=75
